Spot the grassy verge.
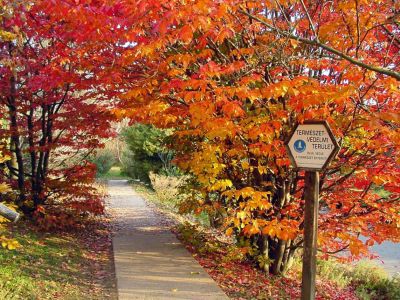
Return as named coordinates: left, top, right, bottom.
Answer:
left=131, top=180, right=211, bottom=226
left=315, top=259, right=400, bottom=300
left=131, top=181, right=176, bottom=212
left=0, top=218, right=117, bottom=300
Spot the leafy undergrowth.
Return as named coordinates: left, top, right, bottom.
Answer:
left=132, top=182, right=357, bottom=299
left=0, top=217, right=117, bottom=300
left=173, top=222, right=358, bottom=300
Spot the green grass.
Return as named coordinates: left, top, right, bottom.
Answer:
left=0, top=222, right=116, bottom=300
left=303, top=258, right=400, bottom=300
left=351, top=261, right=400, bottom=300
left=98, top=166, right=130, bottom=180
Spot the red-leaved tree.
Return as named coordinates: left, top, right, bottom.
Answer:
left=0, top=0, right=124, bottom=225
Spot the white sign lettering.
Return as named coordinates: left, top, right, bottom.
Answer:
left=286, top=122, right=339, bottom=170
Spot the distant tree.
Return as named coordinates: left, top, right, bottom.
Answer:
left=122, top=124, right=174, bottom=182
left=89, top=149, right=116, bottom=176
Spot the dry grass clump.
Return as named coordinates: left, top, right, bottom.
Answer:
left=149, top=172, right=188, bottom=206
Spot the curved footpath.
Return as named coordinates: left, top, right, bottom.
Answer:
left=107, top=180, right=228, bottom=300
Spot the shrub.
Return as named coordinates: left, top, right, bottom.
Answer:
left=149, top=172, right=188, bottom=205
left=90, top=150, right=115, bottom=176
left=316, top=258, right=400, bottom=300
left=121, top=124, right=173, bottom=182
left=351, top=261, right=400, bottom=300
left=386, top=276, right=400, bottom=300
left=316, top=259, right=351, bottom=288
left=352, top=261, right=388, bottom=285
left=122, top=153, right=161, bottom=182
left=31, top=163, right=105, bottom=230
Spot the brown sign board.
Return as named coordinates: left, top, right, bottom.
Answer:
left=285, top=120, right=340, bottom=171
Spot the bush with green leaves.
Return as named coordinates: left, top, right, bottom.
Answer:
left=89, top=150, right=115, bottom=176
left=121, top=124, right=175, bottom=182
left=314, top=259, right=400, bottom=300
left=350, top=262, right=400, bottom=300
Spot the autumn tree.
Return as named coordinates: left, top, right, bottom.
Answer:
left=0, top=0, right=124, bottom=220
left=119, top=0, right=400, bottom=274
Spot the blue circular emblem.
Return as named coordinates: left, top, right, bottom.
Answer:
left=294, top=139, right=306, bottom=153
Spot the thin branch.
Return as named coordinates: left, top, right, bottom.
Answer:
left=299, top=0, right=318, bottom=40
left=239, top=9, right=400, bottom=81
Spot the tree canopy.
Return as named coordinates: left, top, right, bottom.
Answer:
left=0, top=0, right=398, bottom=274
left=116, top=0, right=400, bottom=274
left=0, top=0, right=124, bottom=222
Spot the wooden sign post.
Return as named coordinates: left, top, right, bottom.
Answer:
left=302, top=171, right=319, bottom=299
left=285, top=120, right=340, bottom=300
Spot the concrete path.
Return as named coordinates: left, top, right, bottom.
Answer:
left=107, top=180, right=228, bottom=300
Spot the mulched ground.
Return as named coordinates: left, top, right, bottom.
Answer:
left=173, top=224, right=358, bottom=300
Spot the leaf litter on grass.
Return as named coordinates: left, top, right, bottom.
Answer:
left=0, top=216, right=117, bottom=300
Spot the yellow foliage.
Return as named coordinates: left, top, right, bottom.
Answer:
left=0, top=29, right=15, bottom=41
left=0, top=147, right=20, bottom=251
left=209, top=179, right=233, bottom=192
left=0, top=147, right=11, bottom=196
left=0, top=236, right=20, bottom=250
left=0, top=154, right=10, bottom=164
left=0, top=183, right=10, bottom=194
left=225, top=227, right=234, bottom=236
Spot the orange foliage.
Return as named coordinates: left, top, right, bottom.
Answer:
left=117, top=0, right=400, bottom=273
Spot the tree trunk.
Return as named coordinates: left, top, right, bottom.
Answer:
left=269, top=238, right=286, bottom=274
left=263, top=176, right=298, bottom=275
left=7, top=74, right=26, bottom=208
left=258, top=235, right=270, bottom=272
left=27, top=107, right=40, bottom=207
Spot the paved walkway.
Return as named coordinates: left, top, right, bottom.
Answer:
left=107, top=180, right=228, bottom=300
